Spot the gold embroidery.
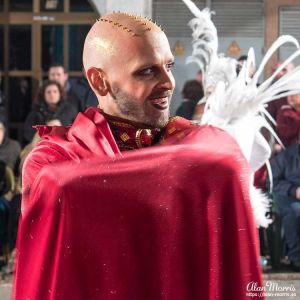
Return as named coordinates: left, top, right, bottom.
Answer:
left=168, top=127, right=176, bottom=134
left=120, top=133, right=130, bottom=142
left=111, top=121, right=135, bottom=129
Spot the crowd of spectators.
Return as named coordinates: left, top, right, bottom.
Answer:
left=0, top=63, right=97, bottom=275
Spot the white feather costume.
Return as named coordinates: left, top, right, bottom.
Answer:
left=182, top=0, right=300, bottom=227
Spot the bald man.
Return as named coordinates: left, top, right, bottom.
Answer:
left=83, top=13, right=175, bottom=129
left=14, top=12, right=263, bottom=300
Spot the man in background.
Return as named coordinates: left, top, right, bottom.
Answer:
left=48, top=63, right=82, bottom=112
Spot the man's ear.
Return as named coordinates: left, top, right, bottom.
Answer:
left=86, top=67, right=109, bottom=96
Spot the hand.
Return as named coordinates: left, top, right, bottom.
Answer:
left=296, top=187, right=300, bottom=200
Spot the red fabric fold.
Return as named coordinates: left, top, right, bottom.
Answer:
left=15, top=109, right=263, bottom=300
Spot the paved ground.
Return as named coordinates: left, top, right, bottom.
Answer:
left=1, top=273, right=299, bottom=300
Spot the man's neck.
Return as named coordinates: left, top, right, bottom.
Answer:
left=100, top=111, right=163, bottom=151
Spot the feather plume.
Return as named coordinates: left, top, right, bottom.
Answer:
left=182, top=0, right=300, bottom=227
left=182, top=0, right=218, bottom=75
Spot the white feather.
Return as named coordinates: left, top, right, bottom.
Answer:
left=181, top=0, right=300, bottom=227
left=250, top=186, right=272, bottom=228
left=252, top=35, right=299, bottom=85
left=183, top=0, right=218, bottom=75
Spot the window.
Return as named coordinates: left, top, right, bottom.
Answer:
left=9, top=25, right=32, bottom=70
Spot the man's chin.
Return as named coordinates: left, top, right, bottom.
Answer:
left=144, top=112, right=169, bottom=128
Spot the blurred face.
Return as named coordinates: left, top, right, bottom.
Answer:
left=272, top=61, right=294, bottom=81
left=104, top=32, right=175, bottom=128
left=0, top=123, right=4, bottom=145
left=44, top=84, right=60, bottom=106
left=288, top=94, right=300, bottom=110
left=196, top=71, right=203, bottom=84
left=48, top=66, right=68, bottom=87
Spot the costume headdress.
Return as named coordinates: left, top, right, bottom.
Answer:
left=183, top=0, right=300, bottom=227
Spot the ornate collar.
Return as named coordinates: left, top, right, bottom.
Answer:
left=101, top=111, right=163, bottom=151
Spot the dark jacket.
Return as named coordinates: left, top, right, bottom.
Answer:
left=69, top=77, right=98, bottom=110
left=24, top=100, right=77, bottom=142
left=175, top=99, right=198, bottom=120
left=271, top=144, right=300, bottom=202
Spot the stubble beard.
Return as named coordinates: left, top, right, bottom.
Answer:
left=111, top=83, right=170, bottom=128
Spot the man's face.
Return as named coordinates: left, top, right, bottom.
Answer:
left=48, top=66, right=68, bottom=88
left=272, top=61, right=294, bottom=81
left=104, top=32, right=175, bottom=128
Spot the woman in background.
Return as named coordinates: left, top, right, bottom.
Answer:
left=175, top=80, right=204, bottom=120
left=23, top=80, right=77, bottom=143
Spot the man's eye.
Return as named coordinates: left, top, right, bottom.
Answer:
left=166, top=62, right=175, bottom=71
left=139, top=68, right=154, bottom=76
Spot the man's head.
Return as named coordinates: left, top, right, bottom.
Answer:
left=237, top=55, right=256, bottom=78
left=195, top=70, right=203, bottom=85
left=83, top=12, right=175, bottom=128
left=272, top=60, right=295, bottom=81
left=48, top=63, right=68, bottom=88
left=182, top=80, right=203, bottom=102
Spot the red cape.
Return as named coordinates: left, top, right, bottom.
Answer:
left=14, top=108, right=263, bottom=300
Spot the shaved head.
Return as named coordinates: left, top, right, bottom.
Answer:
left=83, top=12, right=163, bottom=71
left=83, top=12, right=175, bottom=128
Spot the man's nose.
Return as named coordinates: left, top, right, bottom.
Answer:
left=158, top=69, right=175, bottom=90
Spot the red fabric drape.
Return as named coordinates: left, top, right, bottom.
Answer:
left=14, top=108, right=263, bottom=300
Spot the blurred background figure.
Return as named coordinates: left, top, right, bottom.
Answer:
left=276, top=93, right=300, bottom=149
left=175, top=79, right=204, bottom=120
left=48, top=63, right=81, bottom=113
left=195, top=70, right=203, bottom=85
left=23, top=80, right=77, bottom=143
left=267, top=60, right=295, bottom=121
left=0, top=116, right=21, bottom=172
left=271, top=142, right=300, bottom=271
left=69, top=68, right=98, bottom=110
left=0, top=160, right=9, bottom=269
left=236, top=54, right=257, bottom=78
